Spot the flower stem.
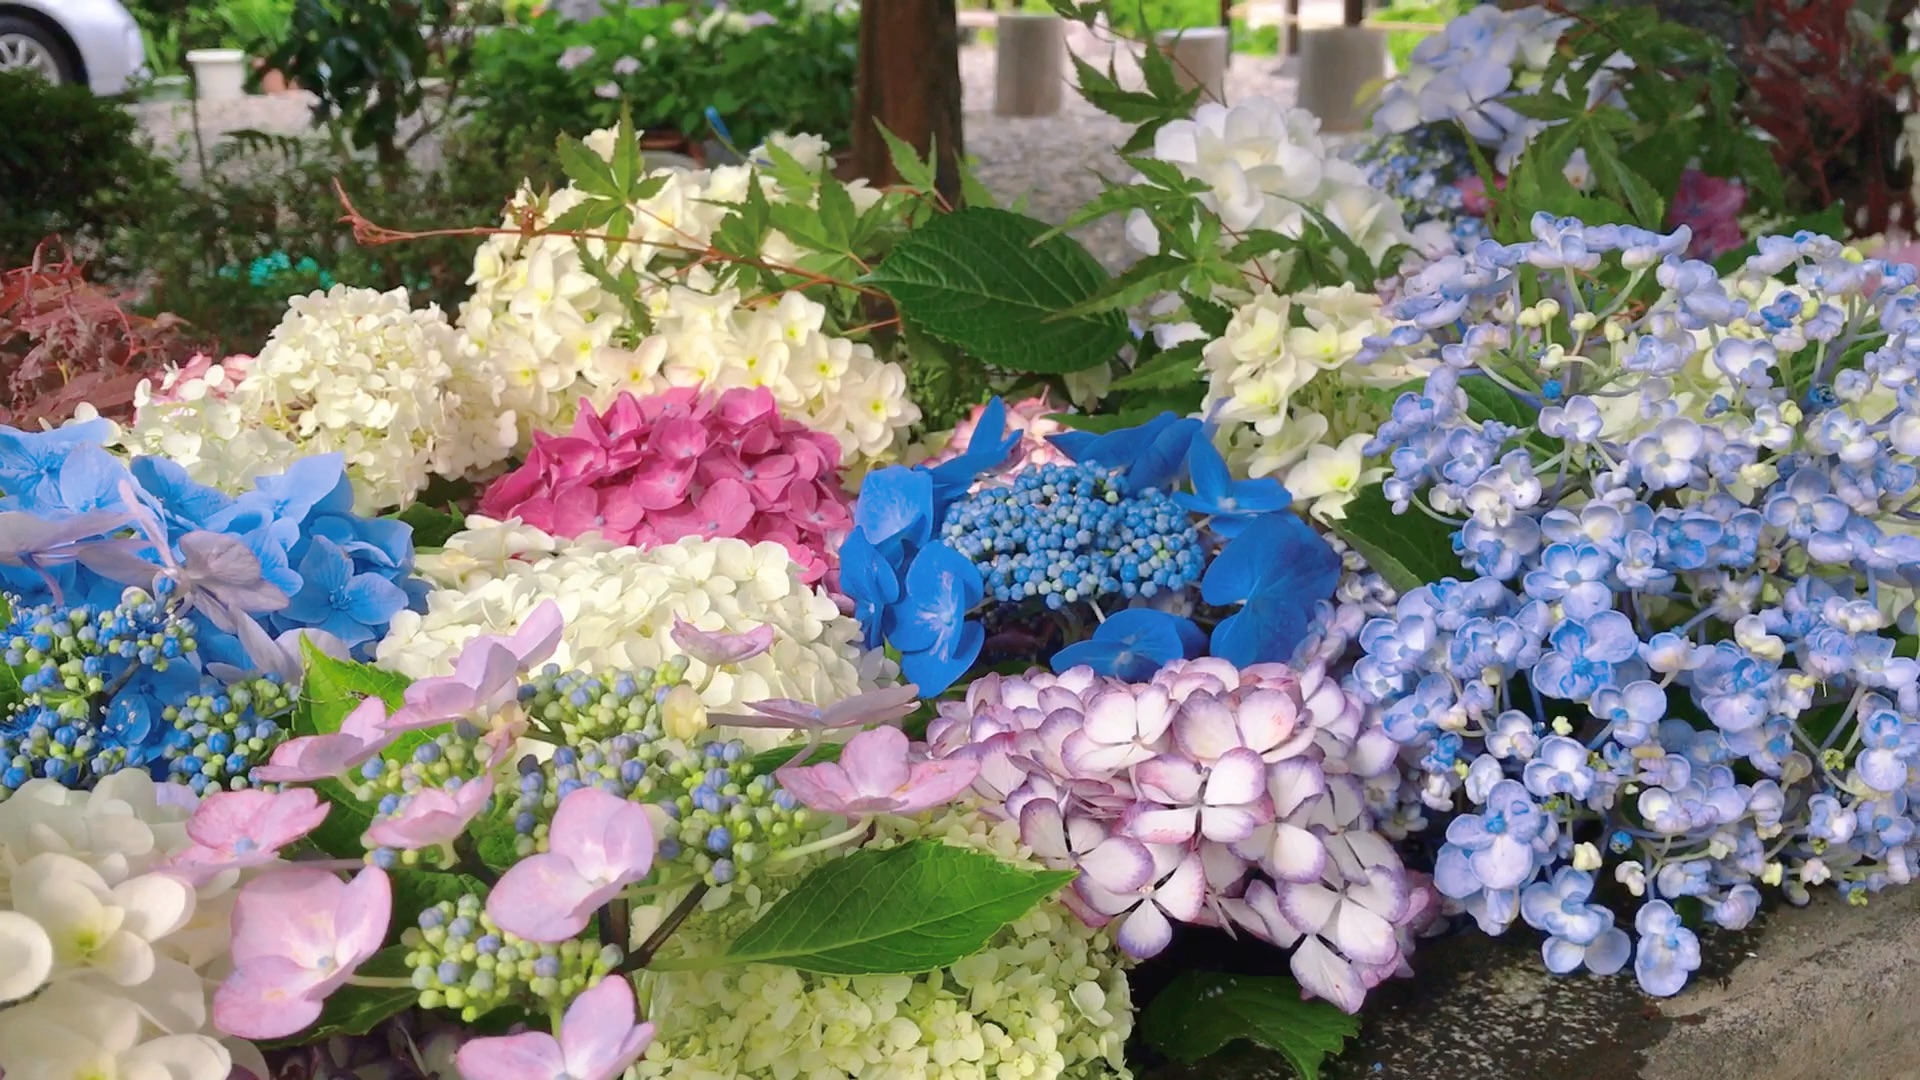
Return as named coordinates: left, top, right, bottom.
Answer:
left=769, top=816, right=873, bottom=864
left=621, top=883, right=711, bottom=972
left=345, top=975, right=413, bottom=989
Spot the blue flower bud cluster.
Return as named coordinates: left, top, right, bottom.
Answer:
left=508, top=666, right=818, bottom=888
left=1350, top=216, right=1920, bottom=998
left=940, top=463, right=1206, bottom=609
left=401, top=893, right=622, bottom=1022
left=0, top=588, right=289, bottom=794
left=1354, top=125, right=1487, bottom=250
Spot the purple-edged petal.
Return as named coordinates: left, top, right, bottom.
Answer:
left=1134, top=755, right=1203, bottom=804
left=1116, top=901, right=1174, bottom=958
left=1172, top=693, right=1241, bottom=762
left=1328, top=898, right=1398, bottom=965
left=1291, top=936, right=1366, bottom=1014
left=1154, top=851, right=1207, bottom=921
left=1266, top=822, right=1329, bottom=882
left=1123, top=806, right=1198, bottom=846
left=1018, top=799, right=1070, bottom=860
left=1267, top=758, right=1327, bottom=817
left=1204, top=748, right=1268, bottom=805
left=1079, top=836, right=1156, bottom=893
left=1199, top=804, right=1267, bottom=843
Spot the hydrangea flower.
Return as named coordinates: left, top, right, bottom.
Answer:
left=478, top=386, right=853, bottom=584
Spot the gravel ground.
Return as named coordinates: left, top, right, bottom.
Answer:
left=128, top=28, right=1301, bottom=269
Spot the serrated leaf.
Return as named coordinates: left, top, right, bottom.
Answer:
left=293, top=640, right=415, bottom=858
left=547, top=195, right=619, bottom=236
left=678, top=841, right=1073, bottom=974
left=817, top=166, right=859, bottom=251
left=876, top=123, right=939, bottom=195
left=1139, top=971, right=1359, bottom=1079
left=556, top=134, right=619, bottom=200
left=959, top=156, right=999, bottom=209
left=1053, top=252, right=1196, bottom=320
left=863, top=207, right=1129, bottom=374
left=1111, top=340, right=1204, bottom=392
left=745, top=740, right=844, bottom=776
left=389, top=502, right=465, bottom=551
left=611, top=105, right=639, bottom=200
left=1038, top=173, right=1197, bottom=243
left=1328, top=484, right=1461, bottom=597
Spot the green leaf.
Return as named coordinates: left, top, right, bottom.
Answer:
left=556, top=134, right=619, bottom=200
left=1459, top=376, right=1538, bottom=432
left=546, top=195, right=619, bottom=237
left=389, top=502, right=466, bottom=550
left=271, top=946, right=416, bottom=1045
left=745, top=740, right=844, bottom=776
left=1053, top=252, right=1196, bottom=320
left=611, top=104, right=640, bottom=199
left=1327, top=484, right=1461, bottom=596
left=390, top=870, right=489, bottom=935
left=695, top=841, right=1073, bottom=974
left=1111, top=340, right=1204, bottom=392
left=1049, top=406, right=1164, bottom=433
left=876, top=123, right=938, bottom=195
left=816, top=167, right=860, bottom=252
left=293, top=641, right=415, bottom=858
left=1139, top=971, right=1360, bottom=1079
left=862, top=207, right=1129, bottom=374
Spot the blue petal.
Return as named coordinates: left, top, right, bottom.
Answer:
left=1184, top=428, right=1232, bottom=502
left=1124, top=417, right=1202, bottom=494
left=887, top=542, right=982, bottom=654
left=1047, top=429, right=1100, bottom=460
left=901, top=620, right=984, bottom=696
left=341, top=572, right=408, bottom=627
left=837, top=527, right=900, bottom=648
left=853, top=466, right=935, bottom=550
left=1094, top=607, right=1190, bottom=661
left=1051, top=638, right=1127, bottom=677
left=283, top=538, right=352, bottom=622
left=131, top=456, right=233, bottom=527
left=1078, top=412, right=1181, bottom=471
left=57, top=445, right=131, bottom=514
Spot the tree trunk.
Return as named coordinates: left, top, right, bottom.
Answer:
left=849, top=0, right=966, bottom=207
left=1344, top=0, right=1365, bottom=26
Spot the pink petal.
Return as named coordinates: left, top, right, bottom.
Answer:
left=1204, top=748, right=1269, bottom=806
left=1116, top=901, right=1174, bottom=958
left=836, top=727, right=914, bottom=799
left=487, top=853, right=604, bottom=942
left=1266, top=822, right=1330, bottom=883
left=456, top=1032, right=567, bottom=1080
left=556, top=788, right=655, bottom=886
left=1291, top=936, right=1367, bottom=1014
left=1079, top=836, right=1156, bottom=893
left=1081, top=690, right=1142, bottom=745
left=896, top=757, right=984, bottom=813
left=1018, top=799, right=1070, bottom=860
left=1235, top=688, right=1302, bottom=754
left=773, top=761, right=860, bottom=813
left=333, top=867, right=393, bottom=967
left=509, top=601, right=566, bottom=667
left=1173, top=693, right=1242, bottom=762
left=213, top=958, right=326, bottom=1040
left=228, top=867, right=345, bottom=969
left=250, top=731, right=381, bottom=783
left=187, top=788, right=327, bottom=853
left=669, top=617, right=774, bottom=666
left=559, top=976, right=653, bottom=1080
left=1133, top=756, right=1203, bottom=805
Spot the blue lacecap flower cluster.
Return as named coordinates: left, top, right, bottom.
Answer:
left=1348, top=215, right=1920, bottom=996
left=841, top=401, right=1343, bottom=694
left=217, top=251, right=339, bottom=290
left=1355, top=125, right=1488, bottom=251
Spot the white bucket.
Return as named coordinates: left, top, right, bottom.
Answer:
left=186, top=48, right=249, bottom=101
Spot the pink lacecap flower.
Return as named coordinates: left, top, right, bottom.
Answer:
left=386, top=600, right=565, bottom=731
left=365, top=773, right=497, bottom=851
left=669, top=616, right=774, bottom=667
left=487, top=787, right=656, bottom=943
left=1455, top=174, right=1503, bottom=217
left=135, top=352, right=254, bottom=417
left=921, top=657, right=1426, bottom=1012
left=455, top=974, right=655, bottom=1080
left=213, top=864, right=392, bottom=1039
left=1667, top=168, right=1747, bottom=260
left=479, top=387, right=853, bottom=584
left=165, top=788, right=330, bottom=882
left=775, top=726, right=980, bottom=815
left=253, top=695, right=396, bottom=783
left=922, top=393, right=1072, bottom=473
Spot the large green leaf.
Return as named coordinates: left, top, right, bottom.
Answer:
left=862, top=207, right=1130, bottom=374
left=292, top=640, right=416, bottom=858
left=1139, top=971, right=1360, bottom=1079
left=1329, top=485, right=1461, bottom=597
left=691, top=841, right=1073, bottom=974
left=390, top=869, right=490, bottom=935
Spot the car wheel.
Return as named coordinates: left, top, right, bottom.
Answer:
left=0, top=16, right=75, bottom=86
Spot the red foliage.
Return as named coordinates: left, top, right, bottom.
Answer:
left=1742, top=0, right=1914, bottom=234
left=0, top=240, right=199, bottom=430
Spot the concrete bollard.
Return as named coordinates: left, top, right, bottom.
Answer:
left=1154, top=27, right=1229, bottom=106
left=1296, top=26, right=1388, bottom=133
left=994, top=13, right=1066, bottom=118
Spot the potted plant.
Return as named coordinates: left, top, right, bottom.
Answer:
left=217, top=0, right=297, bottom=92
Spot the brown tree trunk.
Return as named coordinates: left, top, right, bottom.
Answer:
left=849, top=0, right=966, bottom=207
left=1344, top=0, right=1365, bottom=25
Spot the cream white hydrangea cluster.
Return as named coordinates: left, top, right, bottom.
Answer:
left=634, top=811, right=1133, bottom=1080
left=458, top=132, right=920, bottom=466
left=374, top=518, right=894, bottom=746
left=1126, top=97, right=1412, bottom=284
left=0, top=771, right=267, bottom=1080
left=1196, top=284, right=1433, bottom=520
left=120, top=285, right=517, bottom=513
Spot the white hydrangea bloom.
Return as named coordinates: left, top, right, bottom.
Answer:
left=1203, top=284, right=1430, bottom=494
left=1127, top=97, right=1412, bottom=274
left=121, top=285, right=516, bottom=513
left=375, top=519, right=895, bottom=748
left=0, top=771, right=266, bottom=1080
left=458, top=132, right=919, bottom=466
left=635, top=811, right=1134, bottom=1080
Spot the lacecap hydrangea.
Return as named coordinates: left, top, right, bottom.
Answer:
left=1352, top=214, right=1920, bottom=996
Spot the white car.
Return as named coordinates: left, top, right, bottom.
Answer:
left=0, top=0, right=147, bottom=94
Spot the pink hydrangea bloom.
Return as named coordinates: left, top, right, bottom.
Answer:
left=455, top=974, right=654, bottom=1080
left=165, top=788, right=329, bottom=881
left=365, top=774, right=497, bottom=851
left=478, top=387, right=852, bottom=583
left=487, top=787, right=656, bottom=943
left=385, top=600, right=563, bottom=731
left=922, top=394, right=1072, bottom=473
left=134, top=352, right=254, bottom=416
left=668, top=617, right=774, bottom=666
left=1667, top=168, right=1747, bottom=260
left=925, top=657, right=1432, bottom=1011
left=1455, top=175, right=1502, bottom=217
left=252, top=695, right=395, bottom=783
left=212, top=865, right=392, bottom=1039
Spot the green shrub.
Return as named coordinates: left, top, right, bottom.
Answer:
left=0, top=71, right=172, bottom=266
left=1107, top=0, right=1221, bottom=35
left=461, top=1, right=859, bottom=160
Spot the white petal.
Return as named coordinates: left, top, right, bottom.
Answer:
left=1116, top=902, right=1174, bottom=958
left=1080, top=837, right=1157, bottom=894
left=113, top=873, right=197, bottom=941
left=121, top=1032, right=232, bottom=1080
left=0, top=912, right=53, bottom=1002
left=1291, top=936, right=1366, bottom=1013
left=1266, top=823, right=1329, bottom=883
left=124, top=956, right=211, bottom=1034
left=1123, top=806, right=1199, bottom=846
left=1204, top=748, right=1269, bottom=806
left=1277, top=880, right=1340, bottom=935
left=92, top=930, right=157, bottom=986
left=1267, top=758, right=1328, bottom=817
left=1331, top=900, right=1399, bottom=965
left=1153, top=853, right=1208, bottom=922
